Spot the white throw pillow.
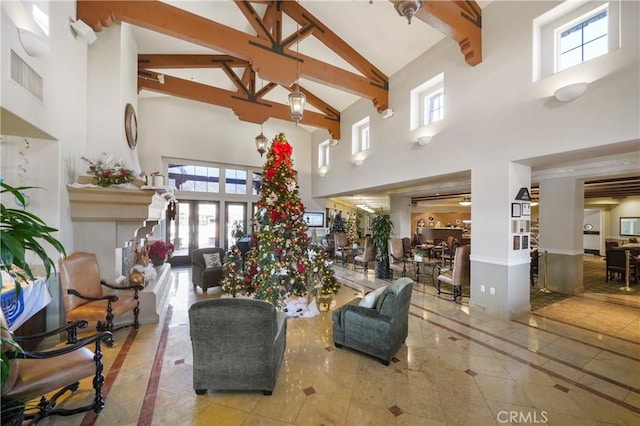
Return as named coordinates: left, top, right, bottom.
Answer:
left=202, top=252, right=222, bottom=268
left=358, top=285, right=387, bottom=308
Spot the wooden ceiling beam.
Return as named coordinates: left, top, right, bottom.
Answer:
left=78, top=0, right=388, bottom=111
left=138, top=53, right=341, bottom=132
left=408, top=0, right=483, bottom=66
left=138, top=72, right=340, bottom=139
left=282, top=1, right=388, bottom=88
left=139, top=54, right=249, bottom=69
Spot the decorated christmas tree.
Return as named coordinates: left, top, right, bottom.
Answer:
left=331, top=211, right=346, bottom=233
left=245, top=133, right=339, bottom=307
left=220, top=246, right=246, bottom=296
left=346, top=217, right=359, bottom=246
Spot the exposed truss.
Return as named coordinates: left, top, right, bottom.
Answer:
left=78, top=1, right=482, bottom=138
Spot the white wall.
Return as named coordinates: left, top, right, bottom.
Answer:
left=312, top=0, right=639, bottom=202
left=1, top=0, right=94, bottom=328
left=136, top=96, right=324, bottom=213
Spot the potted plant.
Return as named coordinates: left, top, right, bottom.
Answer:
left=370, top=208, right=394, bottom=279
left=1, top=182, right=66, bottom=420
left=147, top=240, right=174, bottom=266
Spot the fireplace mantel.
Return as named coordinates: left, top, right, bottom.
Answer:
left=67, top=185, right=156, bottom=222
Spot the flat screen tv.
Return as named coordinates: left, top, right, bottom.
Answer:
left=303, top=211, right=325, bottom=227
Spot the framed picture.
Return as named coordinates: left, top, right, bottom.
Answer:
left=522, top=235, right=529, bottom=250
left=522, top=202, right=531, bottom=217
left=511, top=203, right=521, bottom=218
left=513, top=235, right=520, bottom=250
left=511, top=220, right=518, bottom=234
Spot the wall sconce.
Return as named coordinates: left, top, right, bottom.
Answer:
left=416, top=135, right=432, bottom=146
left=70, top=19, right=97, bottom=45
left=17, top=28, right=50, bottom=57
left=381, top=108, right=394, bottom=119
left=318, top=169, right=327, bottom=177
left=330, top=139, right=339, bottom=146
left=554, top=82, right=589, bottom=102
left=352, top=158, right=364, bottom=167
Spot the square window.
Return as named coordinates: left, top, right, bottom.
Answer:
left=318, top=140, right=330, bottom=168
left=556, top=7, right=608, bottom=72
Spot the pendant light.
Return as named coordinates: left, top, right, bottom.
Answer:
left=255, top=77, right=269, bottom=156
left=394, top=0, right=425, bottom=25
left=288, top=2, right=306, bottom=123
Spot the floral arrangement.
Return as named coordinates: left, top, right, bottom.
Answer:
left=81, top=152, right=135, bottom=187
left=147, top=240, right=174, bottom=261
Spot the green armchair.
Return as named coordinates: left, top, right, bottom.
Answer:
left=189, top=298, right=287, bottom=395
left=332, top=277, right=414, bottom=365
left=190, top=247, right=225, bottom=291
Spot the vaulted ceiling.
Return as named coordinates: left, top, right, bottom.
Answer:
left=77, top=0, right=483, bottom=139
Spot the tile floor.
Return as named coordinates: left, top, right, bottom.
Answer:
left=32, top=257, right=640, bottom=425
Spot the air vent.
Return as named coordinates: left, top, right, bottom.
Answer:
left=10, top=50, right=43, bottom=101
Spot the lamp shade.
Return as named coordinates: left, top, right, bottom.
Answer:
left=17, top=28, right=50, bottom=57
left=255, top=132, right=269, bottom=157
left=554, top=82, right=589, bottom=102
left=288, top=86, right=306, bottom=122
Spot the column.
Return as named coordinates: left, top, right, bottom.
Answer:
left=538, top=177, right=584, bottom=294
left=469, top=162, right=531, bottom=318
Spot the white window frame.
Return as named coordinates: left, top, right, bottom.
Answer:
left=422, top=87, right=445, bottom=126
left=410, top=73, right=444, bottom=131
left=351, top=116, right=370, bottom=155
left=533, top=1, right=619, bottom=81
left=318, top=139, right=330, bottom=168
left=555, top=4, right=608, bottom=72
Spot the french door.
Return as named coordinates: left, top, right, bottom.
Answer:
left=225, top=202, right=246, bottom=249
left=168, top=201, right=220, bottom=266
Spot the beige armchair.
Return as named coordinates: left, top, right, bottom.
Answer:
left=353, top=236, right=376, bottom=274
left=59, top=252, right=143, bottom=337
left=1, top=310, right=112, bottom=423
left=333, top=232, right=349, bottom=265
left=389, top=238, right=415, bottom=278
left=436, top=244, right=470, bottom=302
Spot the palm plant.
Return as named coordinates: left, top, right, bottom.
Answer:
left=1, top=182, right=66, bottom=389
left=0, top=182, right=65, bottom=286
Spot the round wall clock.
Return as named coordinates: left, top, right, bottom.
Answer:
left=124, top=103, right=138, bottom=150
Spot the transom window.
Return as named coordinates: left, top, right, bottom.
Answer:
left=225, top=169, right=247, bottom=194
left=351, top=117, right=370, bottom=155
left=168, top=162, right=260, bottom=195
left=168, top=163, right=220, bottom=193
left=556, top=6, right=608, bottom=72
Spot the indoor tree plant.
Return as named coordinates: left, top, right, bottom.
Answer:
left=370, top=208, right=394, bottom=279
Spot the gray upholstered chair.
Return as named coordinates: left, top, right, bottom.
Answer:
left=191, top=247, right=225, bottom=291
left=353, top=236, right=376, bottom=273
left=332, top=277, right=414, bottom=365
left=188, top=298, right=287, bottom=395
left=436, top=244, right=470, bottom=302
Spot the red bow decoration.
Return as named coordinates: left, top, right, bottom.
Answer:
left=272, top=140, right=293, bottom=168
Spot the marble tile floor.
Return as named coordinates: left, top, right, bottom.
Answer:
left=32, top=261, right=640, bottom=426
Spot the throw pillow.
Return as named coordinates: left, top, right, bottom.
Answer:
left=358, top=285, right=388, bottom=309
left=202, top=252, right=222, bottom=268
